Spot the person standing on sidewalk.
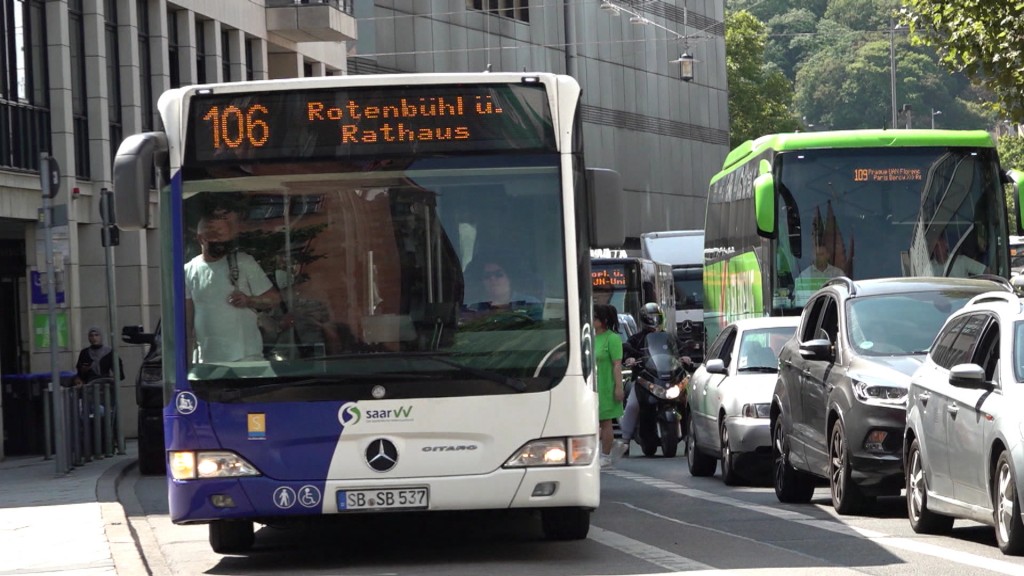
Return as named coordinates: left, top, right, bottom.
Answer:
left=594, top=304, right=624, bottom=467
left=74, top=327, right=122, bottom=386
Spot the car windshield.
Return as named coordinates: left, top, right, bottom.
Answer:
left=847, top=289, right=980, bottom=356
left=737, top=327, right=795, bottom=371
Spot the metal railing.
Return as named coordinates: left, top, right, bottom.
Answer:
left=2, top=373, right=119, bottom=473
left=265, top=0, right=353, bottom=15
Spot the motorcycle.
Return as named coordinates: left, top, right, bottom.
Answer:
left=627, top=331, right=690, bottom=458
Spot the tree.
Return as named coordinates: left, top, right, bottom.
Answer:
left=726, top=10, right=800, bottom=147
left=900, top=2, right=1024, bottom=122
left=766, top=8, right=819, bottom=80
left=999, top=136, right=1024, bottom=232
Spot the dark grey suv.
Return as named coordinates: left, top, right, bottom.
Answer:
left=770, top=276, right=1008, bottom=514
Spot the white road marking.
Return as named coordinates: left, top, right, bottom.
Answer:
left=588, top=525, right=713, bottom=571
left=606, top=469, right=1024, bottom=576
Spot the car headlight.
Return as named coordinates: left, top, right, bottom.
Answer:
left=504, top=436, right=597, bottom=467
left=741, top=403, right=771, bottom=418
left=169, top=450, right=261, bottom=480
left=852, top=380, right=907, bottom=407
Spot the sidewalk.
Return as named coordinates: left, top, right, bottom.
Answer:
left=0, top=441, right=148, bottom=575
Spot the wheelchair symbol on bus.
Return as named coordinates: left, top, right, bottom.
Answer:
left=298, top=485, right=321, bottom=508
left=175, top=392, right=197, bottom=415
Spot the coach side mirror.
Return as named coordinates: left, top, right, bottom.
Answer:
left=587, top=167, right=625, bottom=248
left=113, top=132, right=168, bottom=231
left=1008, top=169, right=1024, bottom=236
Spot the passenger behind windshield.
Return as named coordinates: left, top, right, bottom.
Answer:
left=185, top=208, right=281, bottom=363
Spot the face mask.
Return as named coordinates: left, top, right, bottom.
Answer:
left=206, top=241, right=232, bottom=259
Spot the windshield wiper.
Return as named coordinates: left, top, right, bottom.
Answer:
left=738, top=366, right=779, bottom=373
left=305, top=351, right=527, bottom=392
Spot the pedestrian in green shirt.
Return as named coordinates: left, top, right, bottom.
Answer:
left=594, top=303, right=624, bottom=467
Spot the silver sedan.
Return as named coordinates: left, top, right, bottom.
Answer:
left=686, top=316, right=800, bottom=485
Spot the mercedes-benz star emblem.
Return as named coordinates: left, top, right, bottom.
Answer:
left=365, top=438, right=398, bottom=472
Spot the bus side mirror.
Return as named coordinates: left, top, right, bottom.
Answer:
left=1008, top=169, right=1024, bottom=236
left=113, top=132, right=168, bottom=231
left=587, top=168, right=625, bottom=249
left=754, top=172, right=775, bottom=237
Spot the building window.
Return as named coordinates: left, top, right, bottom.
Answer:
left=106, top=0, right=122, bottom=163
left=245, top=38, right=253, bottom=81
left=195, top=20, right=206, bottom=84
left=469, top=0, right=528, bottom=22
left=137, top=0, right=153, bottom=131
left=69, top=0, right=90, bottom=178
left=0, top=0, right=51, bottom=171
left=168, top=12, right=180, bottom=88
left=221, top=29, right=231, bottom=82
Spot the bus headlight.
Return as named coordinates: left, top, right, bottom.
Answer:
left=169, top=450, right=261, bottom=480
left=504, top=436, right=597, bottom=467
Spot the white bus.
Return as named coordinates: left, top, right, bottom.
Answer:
left=113, top=73, right=622, bottom=553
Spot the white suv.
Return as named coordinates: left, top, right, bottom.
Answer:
left=906, top=289, right=1024, bottom=555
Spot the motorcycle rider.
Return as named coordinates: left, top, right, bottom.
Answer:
left=611, top=302, right=666, bottom=459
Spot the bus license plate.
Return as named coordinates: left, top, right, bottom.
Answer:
left=337, top=487, right=429, bottom=511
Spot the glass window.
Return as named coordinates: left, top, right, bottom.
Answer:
left=774, top=147, right=1009, bottom=307
left=706, top=325, right=734, bottom=362
left=168, top=11, right=180, bottom=88
left=180, top=155, right=569, bottom=400
left=847, top=290, right=983, bottom=357
left=800, top=296, right=826, bottom=342
left=737, top=326, right=795, bottom=371
left=945, top=314, right=988, bottom=366
left=137, top=0, right=152, bottom=131
left=931, top=315, right=967, bottom=369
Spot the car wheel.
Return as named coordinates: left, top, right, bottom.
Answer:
left=994, top=452, right=1024, bottom=555
left=829, top=419, right=871, bottom=515
left=772, top=416, right=814, bottom=503
left=906, top=438, right=953, bottom=534
left=720, top=418, right=741, bottom=486
left=541, top=508, right=590, bottom=540
left=687, top=413, right=717, bottom=476
left=209, top=520, right=254, bottom=554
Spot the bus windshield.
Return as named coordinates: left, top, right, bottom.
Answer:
left=181, top=154, right=568, bottom=399
left=774, top=146, right=1008, bottom=310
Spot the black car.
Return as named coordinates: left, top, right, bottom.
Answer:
left=770, top=276, right=1009, bottom=514
left=122, top=322, right=165, bottom=475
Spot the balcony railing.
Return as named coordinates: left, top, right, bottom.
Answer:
left=266, top=0, right=357, bottom=43
left=0, top=100, right=51, bottom=173
left=266, top=0, right=353, bottom=14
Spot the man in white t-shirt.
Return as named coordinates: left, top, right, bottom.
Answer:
left=795, top=243, right=844, bottom=303
left=185, top=211, right=279, bottom=363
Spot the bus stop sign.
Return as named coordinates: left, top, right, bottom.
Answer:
left=40, top=155, right=60, bottom=199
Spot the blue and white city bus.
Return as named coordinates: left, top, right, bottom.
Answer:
left=113, top=73, right=622, bottom=553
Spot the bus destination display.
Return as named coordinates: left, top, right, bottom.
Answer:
left=592, top=267, right=628, bottom=289
left=852, top=167, right=923, bottom=182
left=186, top=84, right=555, bottom=164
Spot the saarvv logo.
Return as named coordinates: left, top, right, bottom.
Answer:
left=338, top=402, right=362, bottom=426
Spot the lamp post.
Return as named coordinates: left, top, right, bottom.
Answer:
left=889, top=18, right=898, bottom=129
left=931, top=109, right=942, bottom=129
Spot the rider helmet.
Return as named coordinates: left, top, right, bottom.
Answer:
left=639, top=302, right=664, bottom=330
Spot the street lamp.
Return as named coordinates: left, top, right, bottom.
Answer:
left=672, top=52, right=695, bottom=82
left=889, top=18, right=900, bottom=129
left=931, top=109, right=942, bottom=129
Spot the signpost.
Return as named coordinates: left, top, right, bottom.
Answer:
left=100, top=188, right=125, bottom=454
left=41, top=153, right=67, bottom=475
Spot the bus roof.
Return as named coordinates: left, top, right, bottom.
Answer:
left=716, top=129, right=997, bottom=180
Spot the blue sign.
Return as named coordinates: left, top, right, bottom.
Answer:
left=30, top=271, right=64, bottom=305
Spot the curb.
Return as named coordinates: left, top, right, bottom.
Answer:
left=98, top=459, right=152, bottom=575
